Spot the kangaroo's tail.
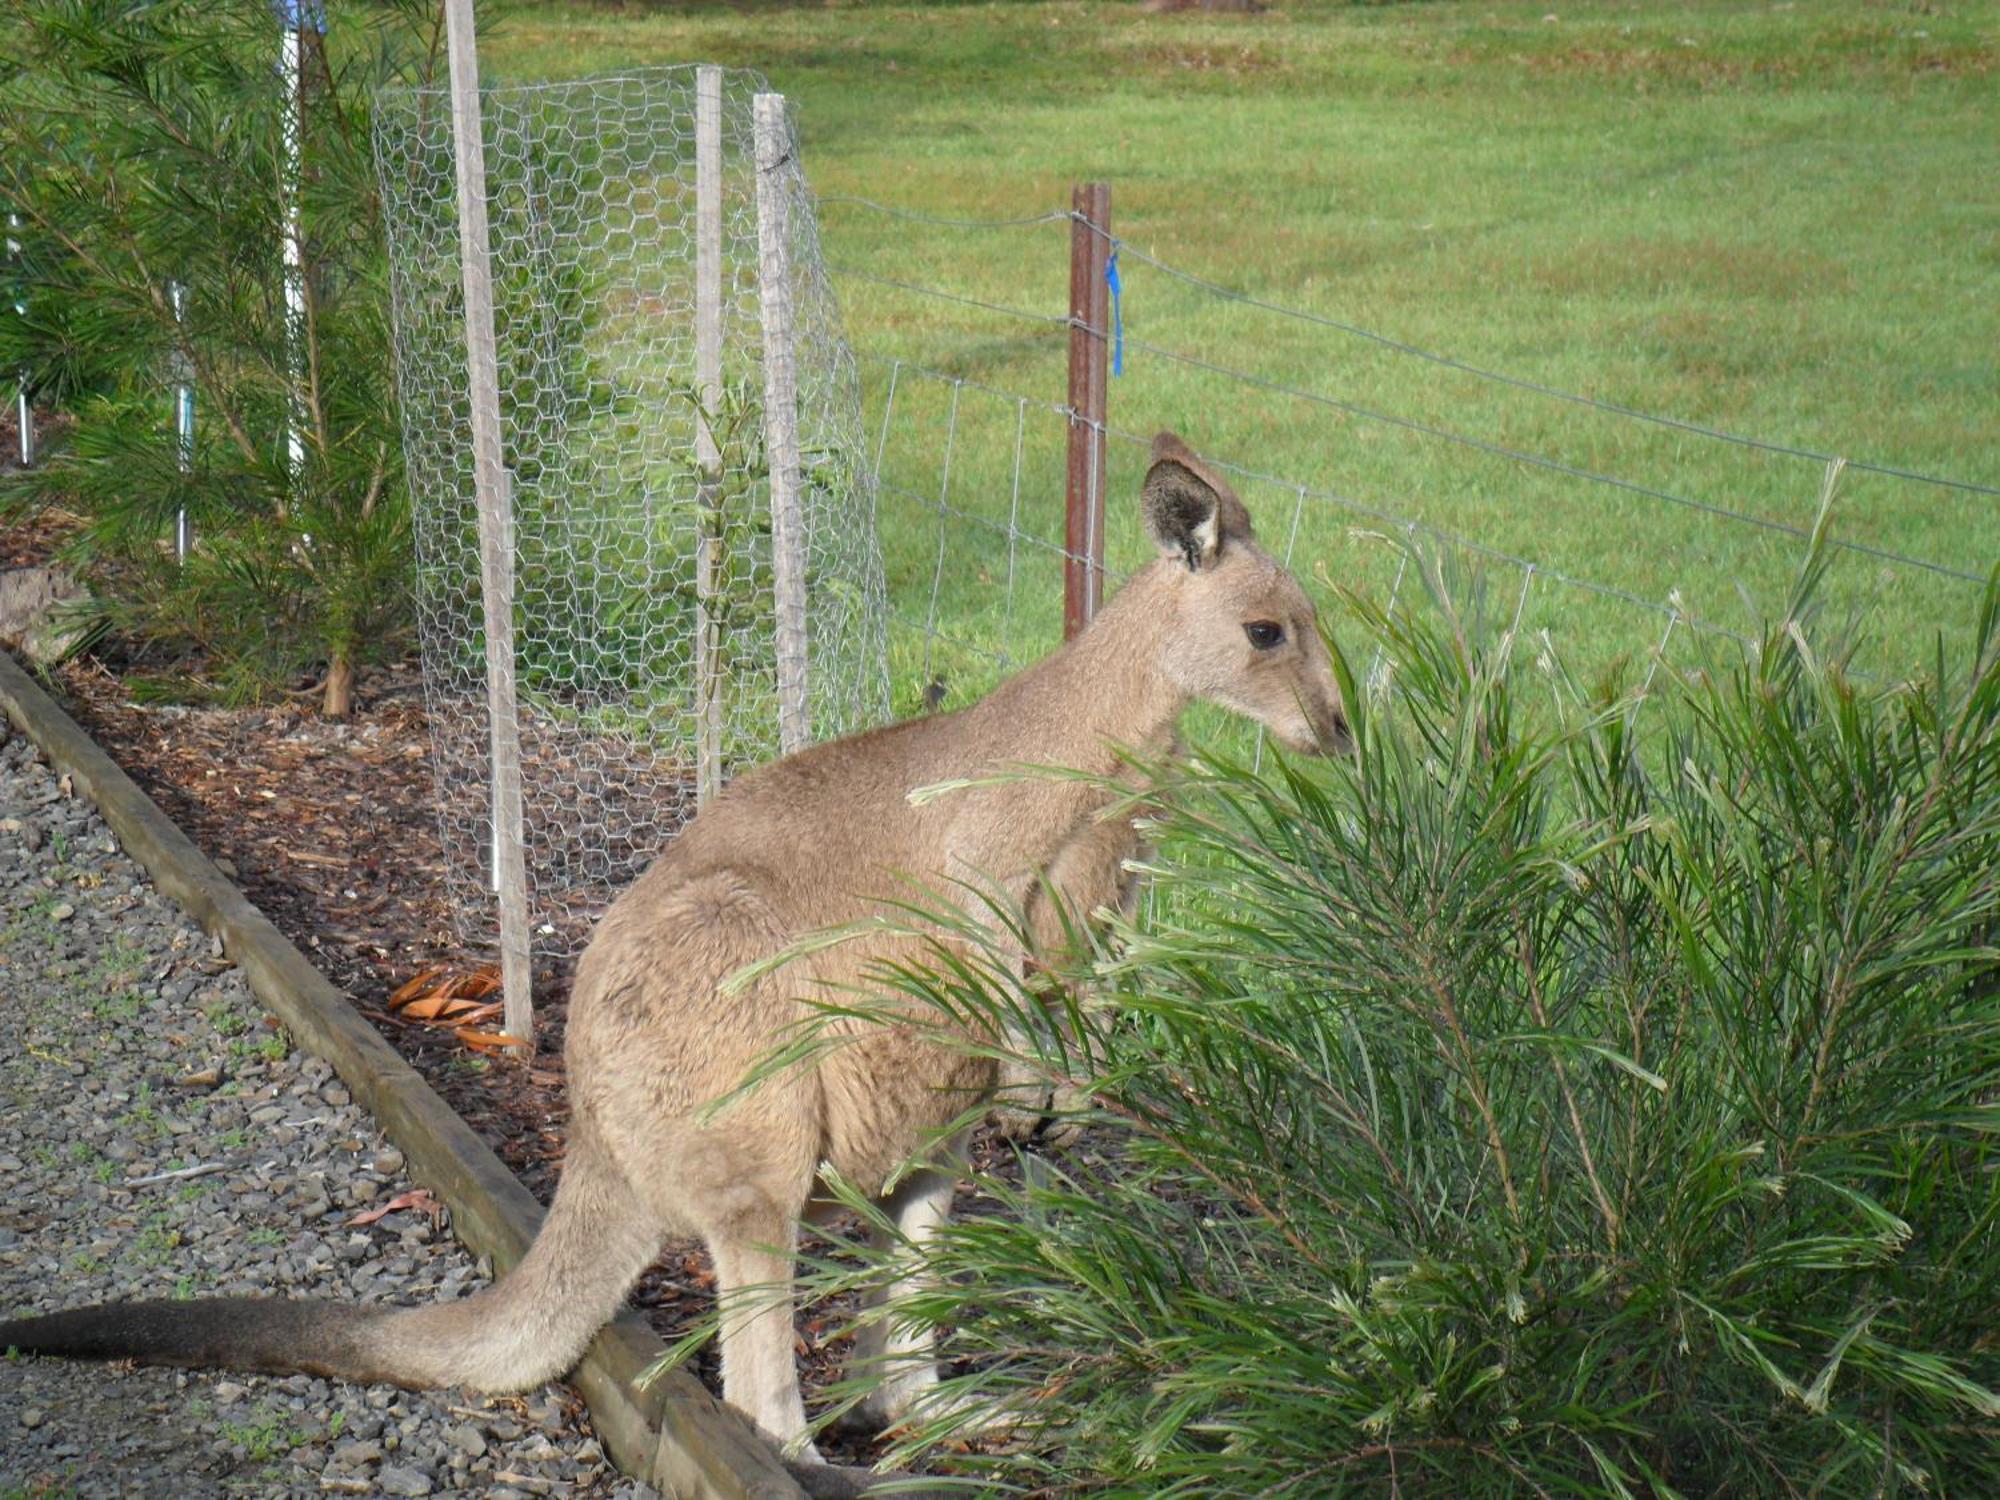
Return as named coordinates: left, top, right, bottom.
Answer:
left=0, top=1130, right=659, bottom=1393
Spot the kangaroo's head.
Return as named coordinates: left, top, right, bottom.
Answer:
left=1140, top=432, right=1350, bottom=756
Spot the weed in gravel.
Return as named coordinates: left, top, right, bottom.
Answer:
left=20, top=895, right=64, bottom=929
left=3, top=1481, right=81, bottom=1500
left=229, top=1031, right=289, bottom=1065
left=79, top=934, right=148, bottom=996
left=87, top=988, right=145, bottom=1022
left=125, top=1088, right=165, bottom=1139
left=131, top=1214, right=183, bottom=1266
left=205, top=1003, right=248, bottom=1038
left=219, top=1412, right=309, bottom=1464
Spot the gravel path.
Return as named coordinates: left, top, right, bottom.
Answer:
left=0, top=714, right=659, bottom=1498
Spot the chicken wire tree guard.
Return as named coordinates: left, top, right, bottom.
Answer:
left=373, top=65, right=889, bottom=1004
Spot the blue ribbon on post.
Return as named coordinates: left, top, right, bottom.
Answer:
left=1105, top=246, right=1124, bottom=377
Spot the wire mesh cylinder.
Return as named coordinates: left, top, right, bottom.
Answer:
left=374, top=66, right=889, bottom=954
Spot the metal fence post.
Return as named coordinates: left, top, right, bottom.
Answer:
left=6, top=213, right=30, bottom=469
left=1064, top=181, right=1110, bottom=640
left=276, top=0, right=321, bottom=491
left=168, top=280, right=194, bottom=562
left=444, top=0, right=534, bottom=1052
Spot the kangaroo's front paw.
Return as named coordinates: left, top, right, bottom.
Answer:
left=987, top=1094, right=1051, bottom=1142
left=989, top=1078, right=1087, bottom=1148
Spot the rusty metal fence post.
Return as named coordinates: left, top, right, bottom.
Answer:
left=1064, top=181, right=1110, bottom=640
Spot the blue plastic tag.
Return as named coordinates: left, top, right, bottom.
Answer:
left=1105, top=247, right=1124, bottom=377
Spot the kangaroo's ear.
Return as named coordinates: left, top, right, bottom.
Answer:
left=1142, top=432, right=1254, bottom=572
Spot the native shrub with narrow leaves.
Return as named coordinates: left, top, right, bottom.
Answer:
left=0, top=0, right=441, bottom=713
left=798, top=543, right=2000, bottom=1497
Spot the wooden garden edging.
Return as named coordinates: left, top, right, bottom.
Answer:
left=0, top=646, right=832, bottom=1500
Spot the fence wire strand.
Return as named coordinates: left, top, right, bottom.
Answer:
left=861, top=351, right=1755, bottom=654
left=1114, top=332, right=1985, bottom=586
left=828, top=262, right=1072, bottom=330
left=831, top=255, right=1983, bottom=586
left=819, top=195, right=1074, bottom=231
left=1075, top=224, right=1999, bottom=499
left=821, top=195, right=1997, bottom=500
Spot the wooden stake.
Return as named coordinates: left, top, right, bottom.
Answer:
left=693, top=66, right=725, bottom=805
left=753, top=93, right=810, bottom=756
left=444, top=0, right=533, bottom=1051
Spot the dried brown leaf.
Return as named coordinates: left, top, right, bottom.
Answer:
left=348, top=1187, right=439, bottom=1228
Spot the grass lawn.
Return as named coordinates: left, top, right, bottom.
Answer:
left=483, top=0, right=1998, bottom=724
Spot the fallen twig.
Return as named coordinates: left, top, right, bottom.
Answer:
left=125, top=1160, right=232, bottom=1186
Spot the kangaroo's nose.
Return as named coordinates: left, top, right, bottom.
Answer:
left=1306, top=701, right=1352, bottom=757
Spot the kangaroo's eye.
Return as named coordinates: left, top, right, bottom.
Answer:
left=1244, top=620, right=1284, bottom=650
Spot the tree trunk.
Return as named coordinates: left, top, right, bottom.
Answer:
left=321, top=653, right=355, bottom=718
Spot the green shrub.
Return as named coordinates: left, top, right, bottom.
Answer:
left=808, top=540, right=2000, bottom=1496
left=0, top=0, right=441, bottom=713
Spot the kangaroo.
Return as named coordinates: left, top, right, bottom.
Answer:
left=0, top=432, right=1348, bottom=1463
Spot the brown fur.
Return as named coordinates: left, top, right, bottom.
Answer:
left=0, top=433, right=1346, bottom=1463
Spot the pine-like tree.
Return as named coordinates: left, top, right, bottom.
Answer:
left=0, top=0, right=443, bottom=715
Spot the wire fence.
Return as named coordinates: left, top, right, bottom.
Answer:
left=863, top=355, right=1748, bottom=720
left=818, top=193, right=1995, bottom=724
left=375, top=66, right=889, bottom=956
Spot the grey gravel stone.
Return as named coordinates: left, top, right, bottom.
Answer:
left=0, top=730, right=658, bottom=1498
left=448, top=1422, right=488, bottom=1457
left=380, top=1464, right=437, bottom=1496
left=334, top=1437, right=384, bottom=1467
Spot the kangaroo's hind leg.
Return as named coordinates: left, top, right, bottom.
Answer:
left=637, top=1085, right=825, bottom=1461
left=839, top=1165, right=959, bottom=1433
left=706, top=1188, right=817, bottom=1460
left=578, top=871, right=829, bottom=1457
